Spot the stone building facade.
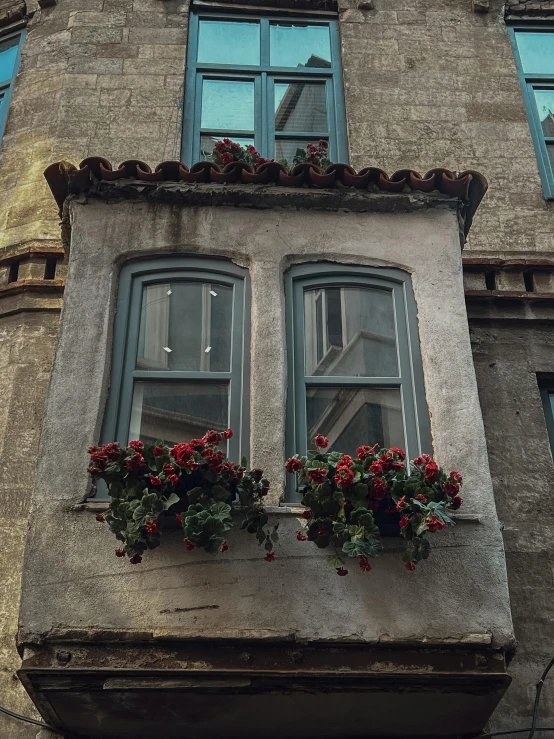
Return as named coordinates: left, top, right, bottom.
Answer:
left=1, top=0, right=554, bottom=737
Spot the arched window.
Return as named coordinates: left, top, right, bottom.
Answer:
left=100, top=258, right=250, bottom=475
left=285, top=264, right=431, bottom=500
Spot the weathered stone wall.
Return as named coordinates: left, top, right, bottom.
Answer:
left=342, top=0, right=554, bottom=256
left=470, top=313, right=554, bottom=733
left=0, top=311, right=59, bottom=738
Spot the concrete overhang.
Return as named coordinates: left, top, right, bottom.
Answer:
left=19, top=638, right=511, bottom=739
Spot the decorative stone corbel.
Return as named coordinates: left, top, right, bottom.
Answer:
left=472, top=0, right=490, bottom=11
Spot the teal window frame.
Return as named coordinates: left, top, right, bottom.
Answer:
left=509, top=25, right=554, bottom=199
left=285, top=263, right=431, bottom=502
left=538, top=378, right=554, bottom=457
left=182, top=12, right=348, bottom=164
left=96, top=257, right=250, bottom=499
left=0, top=31, right=25, bottom=149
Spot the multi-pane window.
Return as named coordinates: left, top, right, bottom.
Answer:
left=182, top=13, right=348, bottom=164
left=510, top=27, right=554, bottom=197
left=101, top=258, right=250, bottom=479
left=286, top=264, right=431, bottom=500
left=0, top=32, right=24, bottom=147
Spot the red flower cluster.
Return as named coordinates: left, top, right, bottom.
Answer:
left=307, top=468, right=328, bottom=484
left=264, top=552, right=275, bottom=562
left=212, top=139, right=269, bottom=168
left=296, top=530, right=307, bottom=542
left=359, top=556, right=372, bottom=572
left=357, top=444, right=379, bottom=461
left=426, top=515, right=445, bottom=532
left=315, top=434, right=329, bottom=449
left=286, top=457, right=303, bottom=473
left=88, top=442, right=123, bottom=472
left=145, top=519, right=159, bottom=535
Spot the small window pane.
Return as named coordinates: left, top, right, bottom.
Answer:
left=306, top=387, right=404, bottom=457
left=201, top=79, right=254, bottom=131
left=304, top=287, right=398, bottom=377
left=533, top=89, right=554, bottom=137
left=130, top=382, right=229, bottom=446
left=200, top=135, right=254, bottom=160
left=0, top=37, right=18, bottom=82
left=275, top=81, right=327, bottom=132
left=270, top=23, right=331, bottom=68
left=136, top=281, right=233, bottom=372
left=197, top=20, right=260, bottom=66
left=275, top=137, right=328, bottom=165
left=515, top=32, right=554, bottom=75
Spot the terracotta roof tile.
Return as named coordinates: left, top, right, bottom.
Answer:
left=43, top=158, right=488, bottom=237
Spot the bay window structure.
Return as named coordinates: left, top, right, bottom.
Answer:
left=101, top=258, right=250, bottom=467
left=510, top=27, right=554, bottom=198
left=0, top=31, right=24, bottom=147
left=182, top=13, right=348, bottom=164
left=286, top=264, right=431, bottom=499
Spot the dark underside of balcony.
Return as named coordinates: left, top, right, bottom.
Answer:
left=19, top=639, right=510, bottom=739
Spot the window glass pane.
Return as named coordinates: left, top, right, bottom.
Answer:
left=130, top=382, right=229, bottom=446
left=306, top=387, right=404, bottom=457
left=270, top=23, right=331, bottom=68
left=275, top=81, right=327, bottom=132
left=201, top=79, right=254, bottom=131
left=0, top=37, right=18, bottom=82
left=275, top=137, right=328, bottom=165
left=515, top=32, right=554, bottom=75
left=533, top=89, right=554, bottom=137
left=136, top=281, right=233, bottom=372
left=200, top=135, right=254, bottom=160
left=197, top=20, right=260, bottom=66
left=304, top=287, right=398, bottom=377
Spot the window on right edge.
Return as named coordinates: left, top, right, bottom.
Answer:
left=285, top=264, right=431, bottom=500
left=510, top=28, right=554, bottom=197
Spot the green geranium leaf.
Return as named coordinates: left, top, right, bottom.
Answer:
left=164, top=492, right=180, bottom=510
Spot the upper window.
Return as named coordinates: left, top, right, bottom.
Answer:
left=0, top=32, right=24, bottom=148
left=286, top=264, right=431, bottom=500
left=538, top=376, right=554, bottom=458
left=101, top=258, right=250, bottom=475
left=510, top=27, right=554, bottom=198
left=182, top=13, right=348, bottom=164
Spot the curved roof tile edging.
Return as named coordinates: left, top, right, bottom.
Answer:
left=43, top=158, right=488, bottom=236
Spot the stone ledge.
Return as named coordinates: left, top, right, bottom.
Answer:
left=71, top=181, right=461, bottom=216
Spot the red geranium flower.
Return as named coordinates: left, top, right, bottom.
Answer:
left=424, top=461, right=440, bottom=483
left=264, top=552, right=275, bottom=562
left=396, top=495, right=406, bottom=512
left=128, top=440, right=144, bottom=452
left=203, top=430, right=222, bottom=445
left=336, top=567, right=348, bottom=576
left=145, top=519, right=159, bottom=534
left=314, top=434, right=329, bottom=449
left=359, top=556, right=372, bottom=572
left=150, top=475, right=162, bottom=486
left=126, top=453, right=144, bottom=471
left=389, top=447, right=406, bottom=460
left=184, top=538, right=195, bottom=551
left=153, top=445, right=165, bottom=457
left=405, top=561, right=416, bottom=571
left=223, top=428, right=233, bottom=439
left=415, top=494, right=427, bottom=503
left=115, top=549, right=125, bottom=557
left=95, top=513, right=105, bottom=522
left=334, top=468, right=354, bottom=486
left=220, top=541, right=229, bottom=552
left=302, top=509, right=313, bottom=520
left=175, top=513, right=182, bottom=522
left=399, top=516, right=409, bottom=528
left=451, top=495, right=463, bottom=510
left=130, top=554, right=142, bottom=565
left=307, top=468, right=328, bottom=484
left=286, top=457, right=303, bottom=473
left=426, top=514, right=445, bottom=532
left=296, top=530, right=307, bottom=541
left=444, top=481, right=459, bottom=496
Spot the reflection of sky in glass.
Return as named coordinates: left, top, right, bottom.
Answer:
left=534, top=90, right=554, bottom=136
left=270, top=24, right=331, bottom=67
left=201, top=79, right=254, bottom=130
left=197, top=21, right=260, bottom=65
left=515, top=32, right=554, bottom=75
left=0, top=40, right=18, bottom=83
